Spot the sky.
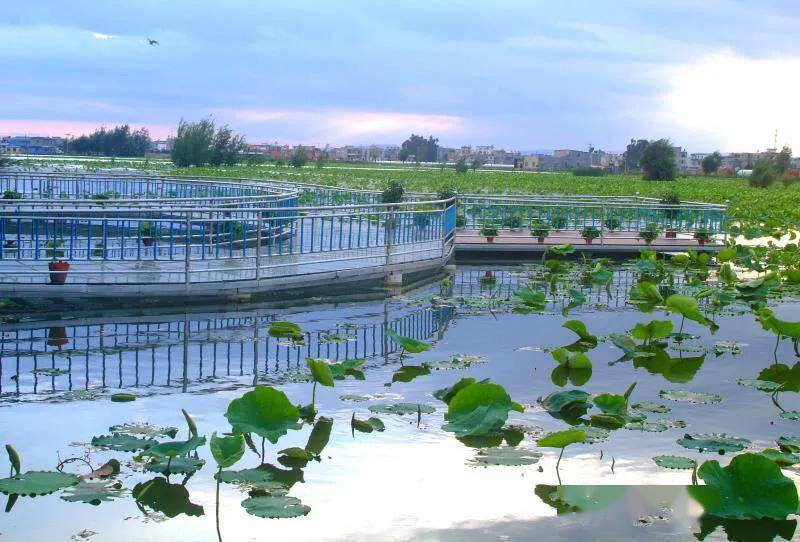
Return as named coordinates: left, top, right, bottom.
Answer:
left=1, top=1, right=799, bottom=153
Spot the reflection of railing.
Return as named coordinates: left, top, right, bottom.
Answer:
left=453, top=267, right=696, bottom=310
left=0, top=173, right=456, bottom=292
left=457, top=195, right=727, bottom=235
left=0, top=304, right=454, bottom=397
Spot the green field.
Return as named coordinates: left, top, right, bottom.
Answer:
left=19, top=157, right=800, bottom=232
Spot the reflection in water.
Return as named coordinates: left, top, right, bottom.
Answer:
left=0, top=302, right=454, bottom=399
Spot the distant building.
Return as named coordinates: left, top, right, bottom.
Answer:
left=672, top=146, right=690, bottom=173
left=0, top=136, right=62, bottom=155
left=537, top=149, right=615, bottom=171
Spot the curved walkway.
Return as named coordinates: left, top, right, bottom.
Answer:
left=0, top=171, right=726, bottom=299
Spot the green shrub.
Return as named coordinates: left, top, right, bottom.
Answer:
left=749, top=159, right=776, bottom=188
left=2, top=190, right=22, bottom=200
left=480, top=224, right=499, bottom=237
left=436, top=185, right=457, bottom=200
left=603, top=216, right=620, bottom=231
left=380, top=181, right=405, bottom=204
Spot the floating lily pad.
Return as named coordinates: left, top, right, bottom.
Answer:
left=31, top=368, right=69, bottom=377
left=469, top=447, right=543, bottom=467
left=108, top=422, right=178, bottom=439
left=625, top=421, right=669, bottom=432
left=779, top=411, right=800, bottom=421
left=145, top=457, right=206, bottom=475
left=737, top=379, right=782, bottom=392
left=391, top=365, right=430, bottom=383
left=677, top=433, right=752, bottom=454
left=110, top=393, right=137, bottom=403
left=91, top=434, right=156, bottom=452
left=580, top=426, right=611, bottom=444
left=653, top=455, right=696, bottom=470
left=216, top=464, right=303, bottom=493
left=60, top=480, right=125, bottom=505
left=659, top=390, right=722, bottom=404
left=631, top=402, right=671, bottom=414
left=540, top=390, right=592, bottom=414
left=777, top=436, right=800, bottom=453
left=369, top=403, right=435, bottom=415
left=657, top=418, right=687, bottom=429
left=425, top=354, right=487, bottom=371
left=0, top=471, right=80, bottom=496
left=241, top=494, right=310, bottom=519
left=136, top=436, right=206, bottom=461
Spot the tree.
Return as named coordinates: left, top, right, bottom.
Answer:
left=290, top=147, right=308, bottom=168
left=470, top=158, right=484, bottom=172
left=701, top=152, right=722, bottom=175
left=640, top=139, right=676, bottom=181
left=776, top=146, right=792, bottom=175
left=623, top=139, right=649, bottom=171
left=399, top=134, right=439, bottom=163
left=749, top=159, right=776, bottom=188
left=65, top=125, right=151, bottom=157
left=171, top=118, right=215, bottom=167
left=380, top=181, right=404, bottom=203
left=210, top=125, right=247, bottom=166
left=454, top=156, right=469, bottom=174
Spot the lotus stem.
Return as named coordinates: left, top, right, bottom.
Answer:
left=216, top=467, right=223, bottom=542
left=774, top=334, right=781, bottom=364
left=555, top=447, right=565, bottom=484
left=312, top=381, right=317, bottom=407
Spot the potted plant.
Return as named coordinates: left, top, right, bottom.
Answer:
left=47, top=326, right=70, bottom=348
left=530, top=219, right=550, bottom=243
left=551, top=212, right=568, bottom=231
left=505, top=214, right=523, bottom=230
left=455, top=215, right=467, bottom=228
left=694, top=227, right=711, bottom=246
left=3, top=190, right=22, bottom=200
left=638, top=222, right=659, bottom=245
left=480, top=223, right=499, bottom=243
left=479, top=272, right=497, bottom=287
left=665, top=225, right=677, bottom=239
left=580, top=225, right=600, bottom=244
left=138, top=221, right=155, bottom=246
left=48, top=260, right=70, bottom=284
left=603, top=216, right=620, bottom=232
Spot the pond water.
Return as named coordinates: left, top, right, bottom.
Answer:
left=2, top=263, right=800, bottom=541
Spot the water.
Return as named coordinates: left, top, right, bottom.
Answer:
left=2, top=264, right=800, bottom=541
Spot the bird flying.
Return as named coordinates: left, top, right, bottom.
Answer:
left=147, top=38, right=159, bottom=46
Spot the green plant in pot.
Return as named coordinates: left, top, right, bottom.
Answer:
left=603, top=216, right=620, bottom=232
left=530, top=219, right=550, bottom=243
left=665, top=225, right=677, bottom=239
left=694, top=227, right=711, bottom=245
left=638, top=222, right=659, bottom=245
left=505, top=213, right=523, bottom=230
left=2, top=190, right=22, bottom=200
left=138, top=221, right=155, bottom=246
left=551, top=212, right=568, bottom=231
left=480, top=223, right=499, bottom=243
left=579, top=225, right=600, bottom=244
left=455, top=215, right=467, bottom=228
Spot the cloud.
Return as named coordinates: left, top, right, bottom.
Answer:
left=659, top=50, right=800, bottom=151
left=89, top=31, right=114, bottom=40
left=215, top=109, right=466, bottom=145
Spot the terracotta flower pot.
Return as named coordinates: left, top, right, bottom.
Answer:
left=47, top=326, right=69, bottom=347
left=583, top=237, right=594, bottom=244
left=142, top=236, right=154, bottom=247
left=48, top=260, right=70, bottom=284
left=666, top=230, right=677, bottom=239
left=486, top=236, right=494, bottom=243
left=537, top=237, right=545, bottom=244
left=698, top=239, right=706, bottom=246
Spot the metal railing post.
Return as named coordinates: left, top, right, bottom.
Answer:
left=255, top=211, right=263, bottom=281
left=385, top=206, right=395, bottom=269
left=184, top=212, right=192, bottom=289
left=600, top=205, right=605, bottom=246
